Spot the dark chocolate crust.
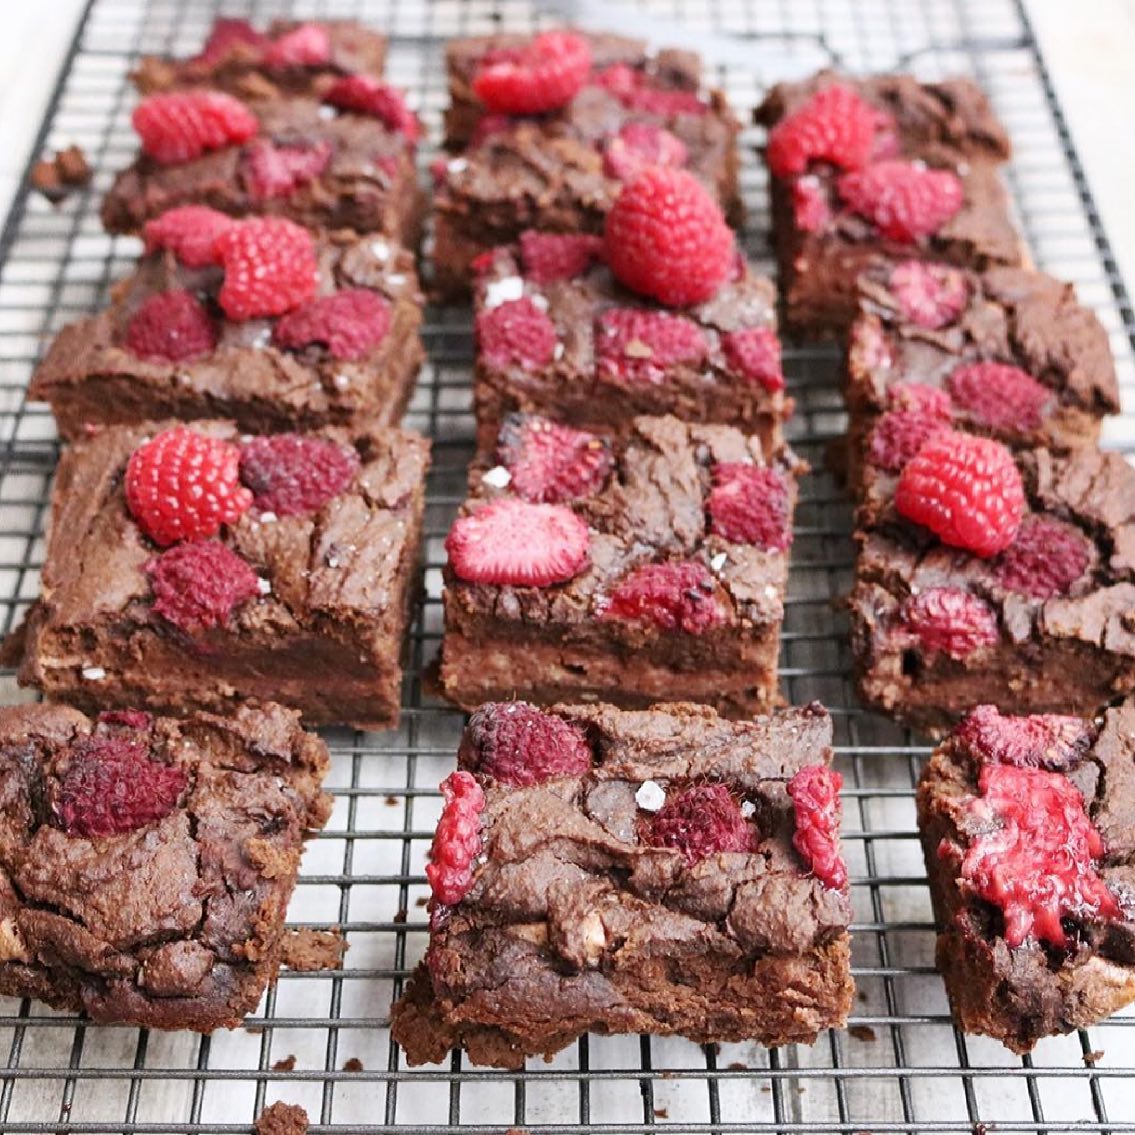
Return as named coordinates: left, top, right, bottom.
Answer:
left=30, top=233, right=423, bottom=440
left=918, top=699, right=1135, bottom=1051
left=391, top=700, right=853, bottom=1067
left=19, top=420, right=430, bottom=730
left=0, top=701, right=330, bottom=1032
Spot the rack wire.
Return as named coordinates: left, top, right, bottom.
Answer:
left=0, top=0, right=1133, bottom=1130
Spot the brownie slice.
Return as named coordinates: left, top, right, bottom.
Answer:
left=30, top=230, right=423, bottom=440
left=391, top=700, right=853, bottom=1068
left=755, top=71, right=1023, bottom=337
left=18, top=420, right=429, bottom=730
left=440, top=414, right=802, bottom=717
left=918, top=701, right=1135, bottom=1051
left=0, top=700, right=330, bottom=1031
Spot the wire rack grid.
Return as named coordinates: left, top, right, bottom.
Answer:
left=0, top=0, right=1133, bottom=1131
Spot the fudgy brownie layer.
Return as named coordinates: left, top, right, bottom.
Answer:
left=30, top=233, right=423, bottom=440
left=0, top=701, right=330, bottom=1031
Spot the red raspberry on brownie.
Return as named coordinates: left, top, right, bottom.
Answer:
left=708, top=463, right=792, bottom=551
left=262, top=22, right=331, bottom=69
left=791, top=176, right=831, bottom=232
left=721, top=327, right=784, bottom=392
left=142, top=205, right=234, bottom=268
left=899, top=587, right=999, bottom=660
left=595, top=308, right=707, bottom=384
left=427, top=771, right=486, bottom=906
left=603, top=122, right=688, bottom=182
left=124, top=290, right=217, bottom=364
left=766, top=84, right=882, bottom=178
left=946, top=361, right=1050, bottom=432
left=867, top=386, right=953, bottom=472
left=889, top=260, right=969, bottom=329
left=194, top=18, right=267, bottom=66
left=132, top=90, right=259, bottom=165
left=787, top=766, right=847, bottom=890
left=644, top=784, right=754, bottom=865
left=472, top=30, right=591, bottom=115
left=497, top=415, right=613, bottom=504
left=324, top=75, right=422, bottom=141
left=955, top=704, right=1095, bottom=771
left=460, top=701, right=592, bottom=786
left=476, top=296, right=558, bottom=370
left=993, top=515, right=1091, bottom=599
left=239, top=434, right=360, bottom=517
left=518, top=231, right=604, bottom=283
left=272, top=289, right=392, bottom=361
left=146, top=540, right=261, bottom=635
left=603, top=560, right=724, bottom=634
left=242, top=139, right=332, bottom=201
left=837, top=159, right=964, bottom=243
left=214, top=217, right=318, bottom=320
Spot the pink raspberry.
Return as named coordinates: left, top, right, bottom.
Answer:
left=239, top=434, right=360, bottom=517
left=707, top=463, right=792, bottom=551
left=473, top=31, right=591, bottom=115
left=263, top=23, right=331, bottom=69
left=889, top=260, right=969, bottom=329
left=476, top=297, right=557, bottom=371
left=142, top=205, right=234, bottom=267
left=787, top=766, right=848, bottom=891
left=323, top=75, right=422, bottom=141
left=602, top=122, right=688, bottom=182
left=242, top=139, right=332, bottom=201
left=194, top=19, right=267, bottom=66
left=124, top=290, right=216, bottom=363
left=792, top=176, right=831, bottom=232
left=518, top=231, right=604, bottom=283
left=994, top=516, right=1091, bottom=599
left=720, top=326, right=784, bottom=392
left=272, top=289, right=392, bottom=361
left=644, top=784, right=755, bottom=865
left=900, top=587, right=999, bottom=660
left=838, top=160, right=965, bottom=243
left=946, top=361, right=1051, bottom=433
left=766, top=84, right=882, bottom=177
left=497, top=414, right=613, bottom=504
left=603, top=560, right=724, bottom=634
left=867, top=386, right=953, bottom=472
left=955, top=704, right=1095, bottom=771
left=595, top=308, right=707, bottom=384
left=96, top=710, right=153, bottom=732
left=459, top=702, right=592, bottom=786
left=214, top=217, right=318, bottom=321
left=132, top=90, right=259, bottom=166
left=145, top=540, right=261, bottom=635
left=426, top=771, right=485, bottom=906
left=591, top=64, right=708, bottom=116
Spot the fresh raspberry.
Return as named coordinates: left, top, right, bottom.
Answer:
left=472, top=30, right=591, bottom=115
left=142, top=205, right=234, bottom=267
left=958, top=763, right=1119, bottom=948
left=446, top=498, right=589, bottom=587
left=214, top=218, right=318, bottom=320
left=426, top=771, right=485, bottom=906
left=238, top=434, right=360, bottom=517
left=476, top=297, right=557, bottom=371
left=272, top=289, right=392, bottom=360
left=132, top=91, right=259, bottom=166
left=592, top=63, right=639, bottom=101
left=838, top=160, right=964, bottom=243
left=323, top=75, right=422, bottom=141
left=895, top=431, right=1025, bottom=557
left=955, top=704, right=1095, bottom=771
left=867, top=386, right=953, bottom=472
left=518, top=230, right=604, bottom=283
left=242, top=139, right=332, bottom=201
left=644, top=784, right=754, bottom=865
left=721, top=327, right=784, bottom=391
left=263, top=23, right=331, bottom=69
left=51, top=735, right=188, bottom=839
left=125, top=426, right=252, bottom=546
left=889, top=260, right=969, bottom=329
left=124, top=290, right=217, bottom=363
left=603, top=560, right=724, bottom=634
left=787, top=766, right=848, bottom=891
left=605, top=168, right=734, bottom=306
left=994, top=516, right=1091, bottom=599
left=497, top=414, right=613, bottom=504
left=96, top=710, right=153, bottom=732
left=595, top=308, right=707, bottom=384
left=603, top=122, right=688, bottom=181
left=194, top=19, right=267, bottom=66
left=791, top=176, right=831, bottom=232
left=621, top=84, right=708, bottom=117
left=900, top=587, right=999, bottom=660
left=708, top=463, right=792, bottom=551
left=946, top=361, right=1051, bottom=433
left=888, top=383, right=953, bottom=416
left=766, top=84, right=882, bottom=178
left=459, top=702, right=592, bottom=786
left=146, top=540, right=261, bottom=635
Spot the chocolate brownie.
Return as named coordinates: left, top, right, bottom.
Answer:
left=0, top=700, right=330, bottom=1031
left=391, top=700, right=852, bottom=1068
left=30, top=230, right=423, bottom=440
left=755, top=71, right=1023, bottom=337
left=918, top=701, right=1135, bottom=1051
left=18, top=420, right=429, bottom=730
left=439, top=414, right=802, bottom=717
left=470, top=237, right=789, bottom=452
left=102, top=95, right=423, bottom=242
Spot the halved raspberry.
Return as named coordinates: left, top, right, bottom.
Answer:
left=791, top=176, right=831, bottom=232
left=426, top=771, right=485, bottom=906
left=242, top=139, right=332, bottom=201
left=787, top=766, right=847, bottom=891
left=644, top=784, right=754, bottom=865
left=994, top=515, right=1091, bottom=599
left=900, top=587, right=998, bottom=660
left=146, top=540, right=261, bottom=635
left=721, top=327, right=784, bottom=392
left=603, top=122, right=688, bottom=181
left=955, top=704, right=1095, bottom=771
left=272, top=289, right=392, bottom=360
left=194, top=19, right=267, bottom=66
left=895, top=430, right=1024, bottom=556
left=603, top=560, right=724, bottom=634
left=142, top=205, right=235, bottom=267
left=889, top=260, right=969, bottom=329
left=124, top=290, right=216, bottom=363
left=838, top=160, right=964, bottom=243
left=96, top=710, right=153, bottom=732
left=460, top=702, right=592, bottom=786
left=959, top=763, right=1119, bottom=948
left=214, top=217, right=317, bottom=320
left=239, top=434, right=360, bottom=517
left=132, top=91, right=259, bottom=165
left=263, top=23, right=331, bottom=69
left=52, top=735, right=188, bottom=838
left=605, top=168, right=734, bottom=306
left=446, top=498, right=589, bottom=587
left=595, top=308, right=707, bottom=384
left=867, top=386, right=953, bottom=472
left=518, top=231, right=604, bottom=283
left=766, top=84, right=882, bottom=177
left=473, top=30, right=591, bottom=115
left=323, top=75, right=422, bottom=141
left=497, top=414, right=613, bottom=504
left=476, top=297, right=557, bottom=370
left=125, top=426, right=252, bottom=546
left=946, top=361, right=1051, bottom=433
left=708, top=463, right=792, bottom=551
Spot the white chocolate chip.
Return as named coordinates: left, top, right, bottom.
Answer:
left=447, top=157, right=468, bottom=174
left=369, top=238, right=390, bottom=261
left=327, top=556, right=340, bottom=569
left=530, top=293, right=550, bottom=311
left=635, top=780, right=667, bottom=812
left=481, top=465, right=512, bottom=489
left=553, top=342, right=565, bottom=361
left=81, top=666, right=106, bottom=681
left=579, top=909, right=607, bottom=965
left=251, top=327, right=272, bottom=349
left=764, top=584, right=779, bottom=599
left=740, top=800, right=756, bottom=818
left=259, top=511, right=278, bottom=524
left=710, top=552, right=728, bottom=572
left=387, top=273, right=407, bottom=287
left=333, top=373, right=351, bottom=390
left=257, top=578, right=272, bottom=596
left=483, top=275, right=524, bottom=310
left=318, top=104, right=336, bottom=120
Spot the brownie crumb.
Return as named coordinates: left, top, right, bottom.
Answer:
left=414, top=896, right=428, bottom=907
left=31, top=145, right=92, bottom=204
left=343, top=1057, right=364, bottom=1072
left=849, top=1025, right=878, bottom=1042
left=728, top=1062, right=747, bottom=1070
left=255, top=1101, right=308, bottom=1135
left=280, top=928, right=347, bottom=972
left=653, top=1108, right=669, bottom=1119
left=272, top=1055, right=297, bottom=1072
left=1084, top=1050, right=1105, bottom=1066
left=385, top=795, right=399, bottom=806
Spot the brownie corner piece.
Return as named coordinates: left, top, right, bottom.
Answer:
left=0, top=699, right=330, bottom=1031
left=392, top=699, right=853, bottom=1067
left=917, top=701, right=1135, bottom=1051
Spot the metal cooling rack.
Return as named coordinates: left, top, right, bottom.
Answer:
left=0, top=0, right=1134, bottom=1130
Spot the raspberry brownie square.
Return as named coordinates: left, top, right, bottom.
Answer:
left=30, top=215, right=423, bottom=440
left=391, top=700, right=853, bottom=1068
left=918, top=701, right=1135, bottom=1051
left=439, top=413, right=802, bottom=717
left=18, top=420, right=429, bottom=730
left=0, top=700, right=330, bottom=1031
left=755, top=71, right=1024, bottom=336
